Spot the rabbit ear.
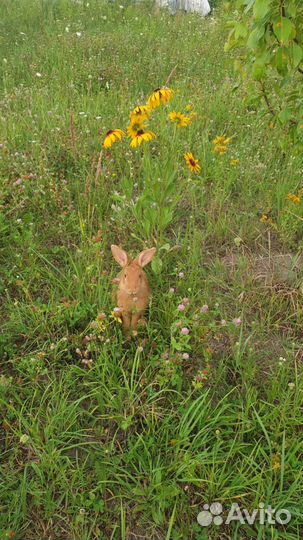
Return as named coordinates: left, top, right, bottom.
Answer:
left=136, top=247, right=156, bottom=268
left=111, top=245, right=131, bottom=267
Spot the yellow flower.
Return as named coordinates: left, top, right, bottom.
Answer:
left=260, top=214, right=278, bottom=230
left=185, top=104, right=193, bottom=111
left=127, top=118, right=147, bottom=138
left=147, top=87, right=174, bottom=109
left=103, top=129, right=125, bottom=149
left=130, top=130, right=156, bottom=148
left=231, top=158, right=239, bottom=167
left=287, top=193, right=301, bottom=204
left=130, top=105, right=151, bottom=123
left=94, top=313, right=106, bottom=333
left=260, top=213, right=273, bottom=225
left=184, top=152, right=201, bottom=173
left=260, top=214, right=269, bottom=223
left=213, top=135, right=227, bottom=146
left=214, top=144, right=228, bottom=155
left=213, top=135, right=232, bottom=154
left=272, top=453, right=281, bottom=471
left=97, top=320, right=106, bottom=332
left=111, top=308, right=123, bottom=323
left=223, top=137, right=232, bottom=145
left=169, top=111, right=192, bottom=128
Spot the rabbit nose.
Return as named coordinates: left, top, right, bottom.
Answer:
left=129, top=292, right=138, bottom=300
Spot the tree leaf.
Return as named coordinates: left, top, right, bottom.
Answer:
left=286, top=4, right=297, bottom=18
left=252, top=59, right=266, bottom=80
left=224, top=29, right=236, bottom=52
left=247, top=25, right=265, bottom=49
left=273, top=18, right=296, bottom=44
left=274, top=47, right=289, bottom=76
left=244, top=0, right=255, bottom=14
left=292, top=42, right=303, bottom=69
left=234, top=22, right=248, bottom=40
left=253, top=0, right=271, bottom=21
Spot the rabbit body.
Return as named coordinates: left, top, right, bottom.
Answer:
left=111, top=245, right=156, bottom=333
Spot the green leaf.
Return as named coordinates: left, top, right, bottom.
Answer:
left=278, top=107, right=293, bottom=125
left=151, top=256, right=163, bottom=275
left=292, top=42, right=303, bottom=69
left=273, top=18, right=296, bottom=44
left=274, top=47, right=289, bottom=76
left=224, top=29, right=236, bottom=52
left=286, top=4, right=297, bottom=18
left=120, top=416, right=133, bottom=431
left=234, top=22, right=248, bottom=40
left=160, top=208, right=173, bottom=228
left=252, top=59, right=266, bottom=80
left=244, top=0, right=255, bottom=14
left=160, top=243, right=171, bottom=251
left=253, top=0, right=271, bottom=21
left=171, top=337, right=183, bottom=352
left=247, top=25, right=265, bottom=49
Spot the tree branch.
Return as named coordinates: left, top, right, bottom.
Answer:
left=259, top=81, right=276, bottom=116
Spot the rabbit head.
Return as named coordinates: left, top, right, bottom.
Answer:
left=111, top=245, right=156, bottom=296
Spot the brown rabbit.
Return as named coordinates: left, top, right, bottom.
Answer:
left=111, top=245, right=156, bottom=333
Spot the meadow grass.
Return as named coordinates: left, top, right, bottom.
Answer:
left=1, top=1, right=303, bottom=539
